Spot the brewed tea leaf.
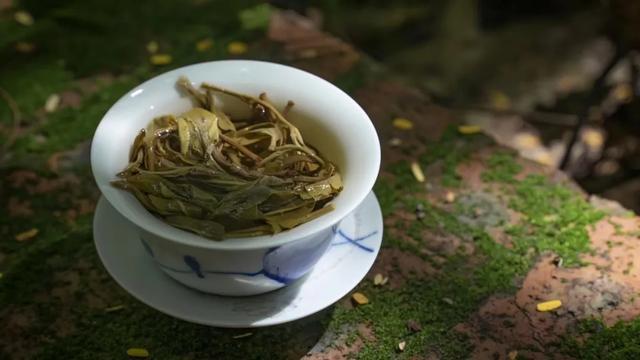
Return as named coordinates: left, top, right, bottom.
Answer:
left=113, top=78, right=342, bottom=240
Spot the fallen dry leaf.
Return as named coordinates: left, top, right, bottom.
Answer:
left=196, top=38, right=214, bottom=52
left=536, top=299, right=562, bottom=312
left=410, top=161, right=425, bottom=183
left=14, top=10, right=33, bottom=26
left=392, top=117, right=413, bottom=130
left=126, top=348, right=149, bottom=358
left=146, top=41, right=159, bottom=54
left=388, top=137, right=402, bottom=147
left=15, top=228, right=38, bottom=242
left=105, top=305, right=125, bottom=313
left=44, top=93, right=60, bottom=113
left=397, top=341, right=406, bottom=352
left=442, top=297, right=454, bottom=305
left=227, top=41, right=248, bottom=55
left=150, top=54, right=172, bottom=65
left=351, top=292, right=369, bottom=306
left=457, top=125, right=482, bottom=135
left=445, top=191, right=456, bottom=203
left=373, top=273, right=384, bottom=285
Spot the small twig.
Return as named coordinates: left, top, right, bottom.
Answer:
left=220, top=133, right=262, bottom=163
left=560, top=47, right=625, bottom=170
left=0, top=86, right=22, bottom=154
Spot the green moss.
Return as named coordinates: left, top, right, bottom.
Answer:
left=507, top=175, right=603, bottom=266
left=481, top=150, right=523, bottom=183
left=12, top=77, right=138, bottom=154
left=0, top=62, right=73, bottom=126
left=481, top=151, right=603, bottom=266
left=561, top=319, right=640, bottom=359
left=420, top=127, right=493, bottom=187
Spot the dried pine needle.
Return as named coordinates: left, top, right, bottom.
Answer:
left=44, top=94, right=60, bottom=113
left=15, top=228, right=38, bottom=242
left=373, top=273, right=384, bottom=285
left=392, top=117, right=413, bottom=130
left=536, top=300, right=562, bottom=312
left=196, top=38, right=214, bottom=52
left=457, top=125, right=482, bottom=135
left=146, top=41, right=159, bottom=54
left=150, top=54, right=172, bottom=65
left=126, top=348, right=149, bottom=358
left=445, top=191, right=456, bottom=203
left=14, top=11, right=34, bottom=26
left=227, top=41, right=248, bottom=55
left=410, top=161, right=425, bottom=183
left=351, top=292, right=369, bottom=306
left=397, top=341, right=406, bottom=352
left=105, top=305, right=125, bottom=313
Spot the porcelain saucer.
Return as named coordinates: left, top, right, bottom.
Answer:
left=93, top=192, right=383, bottom=327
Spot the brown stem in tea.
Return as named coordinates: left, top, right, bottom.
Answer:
left=220, top=133, right=263, bottom=163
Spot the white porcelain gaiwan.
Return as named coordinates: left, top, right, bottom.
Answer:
left=91, top=60, right=380, bottom=296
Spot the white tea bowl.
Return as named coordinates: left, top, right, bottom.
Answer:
left=91, top=60, right=380, bottom=296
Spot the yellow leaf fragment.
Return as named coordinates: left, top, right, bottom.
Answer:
left=536, top=299, right=562, bottom=312
left=373, top=273, right=384, bottom=285
left=445, top=191, right=456, bottom=203
left=15, top=228, right=38, bottom=242
left=508, top=350, right=518, bottom=360
left=351, top=292, right=369, bottom=306
left=514, top=132, right=540, bottom=149
left=14, top=11, right=34, bottom=26
left=442, top=297, right=454, bottom=305
left=582, top=128, right=604, bottom=149
left=410, top=161, right=425, bottom=183
left=105, top=305, right=125, bottom=313
left=45, top=94, right=60, bottom=113
left=392, top=117, right=413, bottom=130
left=227, top=41, right=248, bottom=55
left=196, top=38, right=214, bottom=52
left=398, top=341, right=406, bottom=352
left=457, top=125, right=482, bottom=135
left=150, top=54, right=172, bottom=65
left=126, top=348, right=149, bottom=358
left=388, top=137, right=402, bottom=147
left=146, top=41, right=159, bottom=54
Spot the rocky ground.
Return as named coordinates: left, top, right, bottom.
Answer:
left=1, top=2, right=639, bottom=359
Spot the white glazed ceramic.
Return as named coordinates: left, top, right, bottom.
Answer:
left=94, top=192, right=382, bottom=327
left=91, top=60, right=380, bottom=296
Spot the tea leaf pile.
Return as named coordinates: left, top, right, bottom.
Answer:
left=113, top=77, right=342, bottom=240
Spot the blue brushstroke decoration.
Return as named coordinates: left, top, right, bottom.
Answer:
left=332, top=230, right=376, bottom=252
left=183, top=255, right=204, bottom=278
left=141, top=225, right=377, bottom=284
left=140, top=238, right=154, bottom=258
